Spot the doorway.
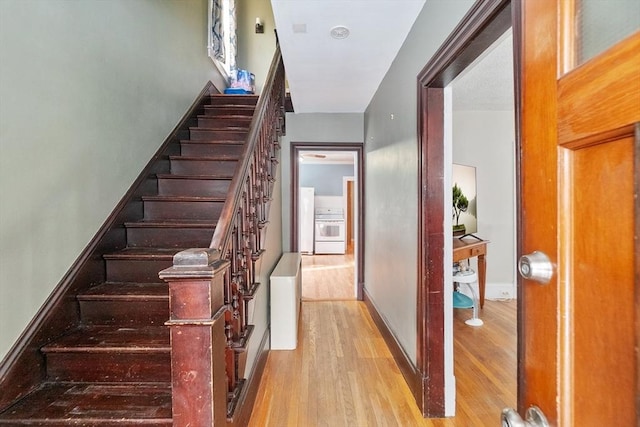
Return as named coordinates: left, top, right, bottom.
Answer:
left=447, top=27, right=518, bottom=419
left=415, top=0, right=516, bottom=417
left=290, top=142, right=365, bottom=301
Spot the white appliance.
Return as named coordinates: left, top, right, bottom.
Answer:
left=314, top=208, right=346, bottom=254
left=299, top=187, right=315, bottom=254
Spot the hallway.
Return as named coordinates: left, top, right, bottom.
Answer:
left=301, top=253, right=355, bottom=300
left=248, top=298, right=516, bottom=426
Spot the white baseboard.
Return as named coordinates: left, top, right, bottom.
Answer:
left=456, top=281, right=516, bottom=300
left=485, top=282, right=516, bottom=300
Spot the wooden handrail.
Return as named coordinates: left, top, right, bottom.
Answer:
left=159, top=44, right=285, bottom=425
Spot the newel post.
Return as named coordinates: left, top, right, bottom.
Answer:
left=159, top=248, right=229, bottom=427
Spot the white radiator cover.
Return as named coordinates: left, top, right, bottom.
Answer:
left=270, top=252, right=302, bottom=350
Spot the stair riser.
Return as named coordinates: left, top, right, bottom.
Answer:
left=45, top=352, right=170, bottom=382
left=170, top=159, right=237, bottom=176
left=157, top=178, right=231, bottom=197
left=180, top=142, right=244, bottom=157
left=203, top=106, right=255, bottom=117
left=106, top=259, right=174, bottom=283
left=79, top=300, right=168, bottom=326
left=207, top=95, right=257, bottom=106
left=197, top=116, right=252, bottom=128
left=126, top=227, right=214, bottom=248
left=189, top=129, right=247, bottom=141
left=143, top=200, right=224, bottom=221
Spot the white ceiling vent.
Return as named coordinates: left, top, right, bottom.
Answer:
left=330, top=26, right=350, bottom=39
left=292, top=23, right=307, bottom=33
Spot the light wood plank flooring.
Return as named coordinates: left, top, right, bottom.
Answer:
left=249, top=298, right=517, bottom=426
left=301, top=254, right=355, bottom=300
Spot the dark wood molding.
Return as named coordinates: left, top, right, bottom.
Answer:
left=417, top=87, right=446, bottom=416
left=228, top=327, right=271, bottom=427
left=290, top=142, right=365, bottom=300
left=0, top=81, right=218, bottom=411
left=284, top=93, right=294, bottom=113
left=363, top=289, right=421, bottom=400
left=415, top=0, right=515, bottom=417
left=418, top=0, right=512, bottom=88
left=512, top=0, right=525, bottom=414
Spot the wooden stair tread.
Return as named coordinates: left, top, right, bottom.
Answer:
left=202, top=107, right=256, bottom=116
left=156, top=173, right=233, bottom=180
left=141, top=195, right=226, bottom=202
left=208, top=94, right=258, bottom=103
left=42, top=326, right=170, bottom=353
left=0, top=382, right=171, bottom=424
left=168, top=154, right=239, bottom=161
left=203, top=104, right=256, bottom=109
left=78, top=283, right=167, bottom=301
left=180, top=139, right=244, bottom=145
left=189, top=126, right=248, bottom=131
left=124, top=219, right=217, bottom=228
left=197, top=114, right=252, bottom=120
left=103, top=247, right=182, bottom=260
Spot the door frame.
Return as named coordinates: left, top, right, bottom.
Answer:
left=415, top=0, right=520, bottom=416
left=290, top=142, right=365, bottom=300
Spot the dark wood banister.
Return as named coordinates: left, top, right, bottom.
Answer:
left=159, top=44, right=285, bottom=426
left=210, top=46, right=285, bottom=253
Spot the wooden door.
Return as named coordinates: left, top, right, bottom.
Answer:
left=519, top=0, right=638, bottom=424
left=346, top=180, right=354, bottom=253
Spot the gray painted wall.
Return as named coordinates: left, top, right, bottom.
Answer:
left=280, top=113, right=364, bottom=250
left=363, top=0, right=474, bottom=365
left=0, top=0, right=225, bottom=360
left=236, top=0, right=277, bottom=94
left=247, top=162, right=283, bottom=371
left=300, top=164, right=355, bottom=196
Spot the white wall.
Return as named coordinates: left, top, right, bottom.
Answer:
left=453, top=110, right=516, bottom=299
left=280, top=113, right=364, bottom=251
left=0, top=0, right=224, bottom=360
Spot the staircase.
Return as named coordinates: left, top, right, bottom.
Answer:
left=0, top=94, right=259, bottom=425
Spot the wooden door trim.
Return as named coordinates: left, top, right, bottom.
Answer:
left=415, top=0, right=517, bottom=416
left=290, top=142, right=365, bottom=300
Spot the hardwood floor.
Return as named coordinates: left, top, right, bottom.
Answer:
left=301, top=253, right=355, bottom=300
left=248, top=298, right=517, bottom=426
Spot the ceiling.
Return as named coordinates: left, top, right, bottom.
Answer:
left=271, top=0, right=427, bottom=113
left=270, top=1, right=514, bottom=114
left=451, top=30, right=514, bottom=111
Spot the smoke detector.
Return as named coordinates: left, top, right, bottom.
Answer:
left=330, top=26, right=350, bottom=40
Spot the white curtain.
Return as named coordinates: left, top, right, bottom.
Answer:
left=211, top=0, right=225, bottom=63
left=210, top=0, right=237, bottom=74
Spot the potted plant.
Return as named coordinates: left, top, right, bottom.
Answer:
left=452, top=183, right=468, bottom=235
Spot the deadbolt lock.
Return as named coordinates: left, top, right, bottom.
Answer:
left=518, top=251, right=553, bottom=284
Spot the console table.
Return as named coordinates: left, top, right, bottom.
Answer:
left=453, top=237, right=489, bottom=309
